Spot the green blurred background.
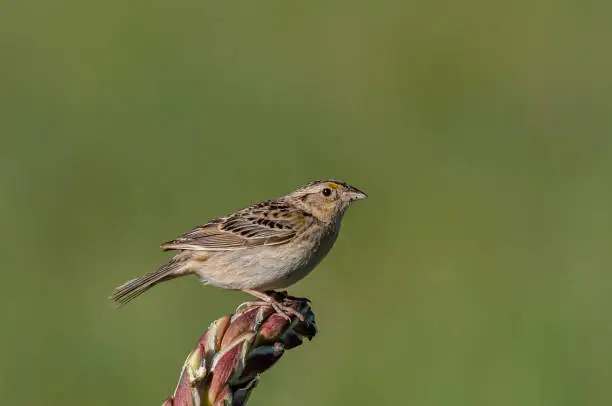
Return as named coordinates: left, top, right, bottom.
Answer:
left=1, top=1, right=611, bottom=405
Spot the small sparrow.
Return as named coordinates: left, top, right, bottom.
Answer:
left=110, top=180, right=367, bottom=318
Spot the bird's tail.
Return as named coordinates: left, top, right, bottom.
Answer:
left=109, top=260, right=187, bottom=306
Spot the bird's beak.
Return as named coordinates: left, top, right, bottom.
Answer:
left=343, top=186, right=368, bottom=202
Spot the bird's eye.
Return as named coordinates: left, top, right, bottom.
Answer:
left=322, top=188, right=332, bottom=197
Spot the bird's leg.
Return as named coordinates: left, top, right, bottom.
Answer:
left=242, top=289, right=305, bottom=321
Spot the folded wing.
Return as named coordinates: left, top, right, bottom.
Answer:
left=160, top=202, right=311, bottom=251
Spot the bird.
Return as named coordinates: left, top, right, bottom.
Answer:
left=109, top=179, right=367, bottom=319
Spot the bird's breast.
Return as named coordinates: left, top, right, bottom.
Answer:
left=194, top=222, right=341, bottom=291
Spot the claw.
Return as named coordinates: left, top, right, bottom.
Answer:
left=276, top=304, right=305, bottom=322
left=236, top=300, right=266, bottom=312
left=242, top=289, right=306, bottom=322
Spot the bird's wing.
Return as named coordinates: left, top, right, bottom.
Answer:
left=160, top=201, right=312, bottom=251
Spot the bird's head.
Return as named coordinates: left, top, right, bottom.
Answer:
left=289, top=179, right=367, bottom=222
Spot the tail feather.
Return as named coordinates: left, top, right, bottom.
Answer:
left=110, top=261, right=184, bottom=306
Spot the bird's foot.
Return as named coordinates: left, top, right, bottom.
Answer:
left=242, top=289, right=306, bottom=322
left=269, top=301, right=305, bottom=322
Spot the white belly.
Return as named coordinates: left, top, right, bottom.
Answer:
left=194, top=226, right=340, bottom=291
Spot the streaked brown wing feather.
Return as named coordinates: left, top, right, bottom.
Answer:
left=160, top=201, right=310, bottom=251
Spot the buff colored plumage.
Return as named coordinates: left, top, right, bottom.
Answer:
left=110, top=180, right=366, bottom=318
